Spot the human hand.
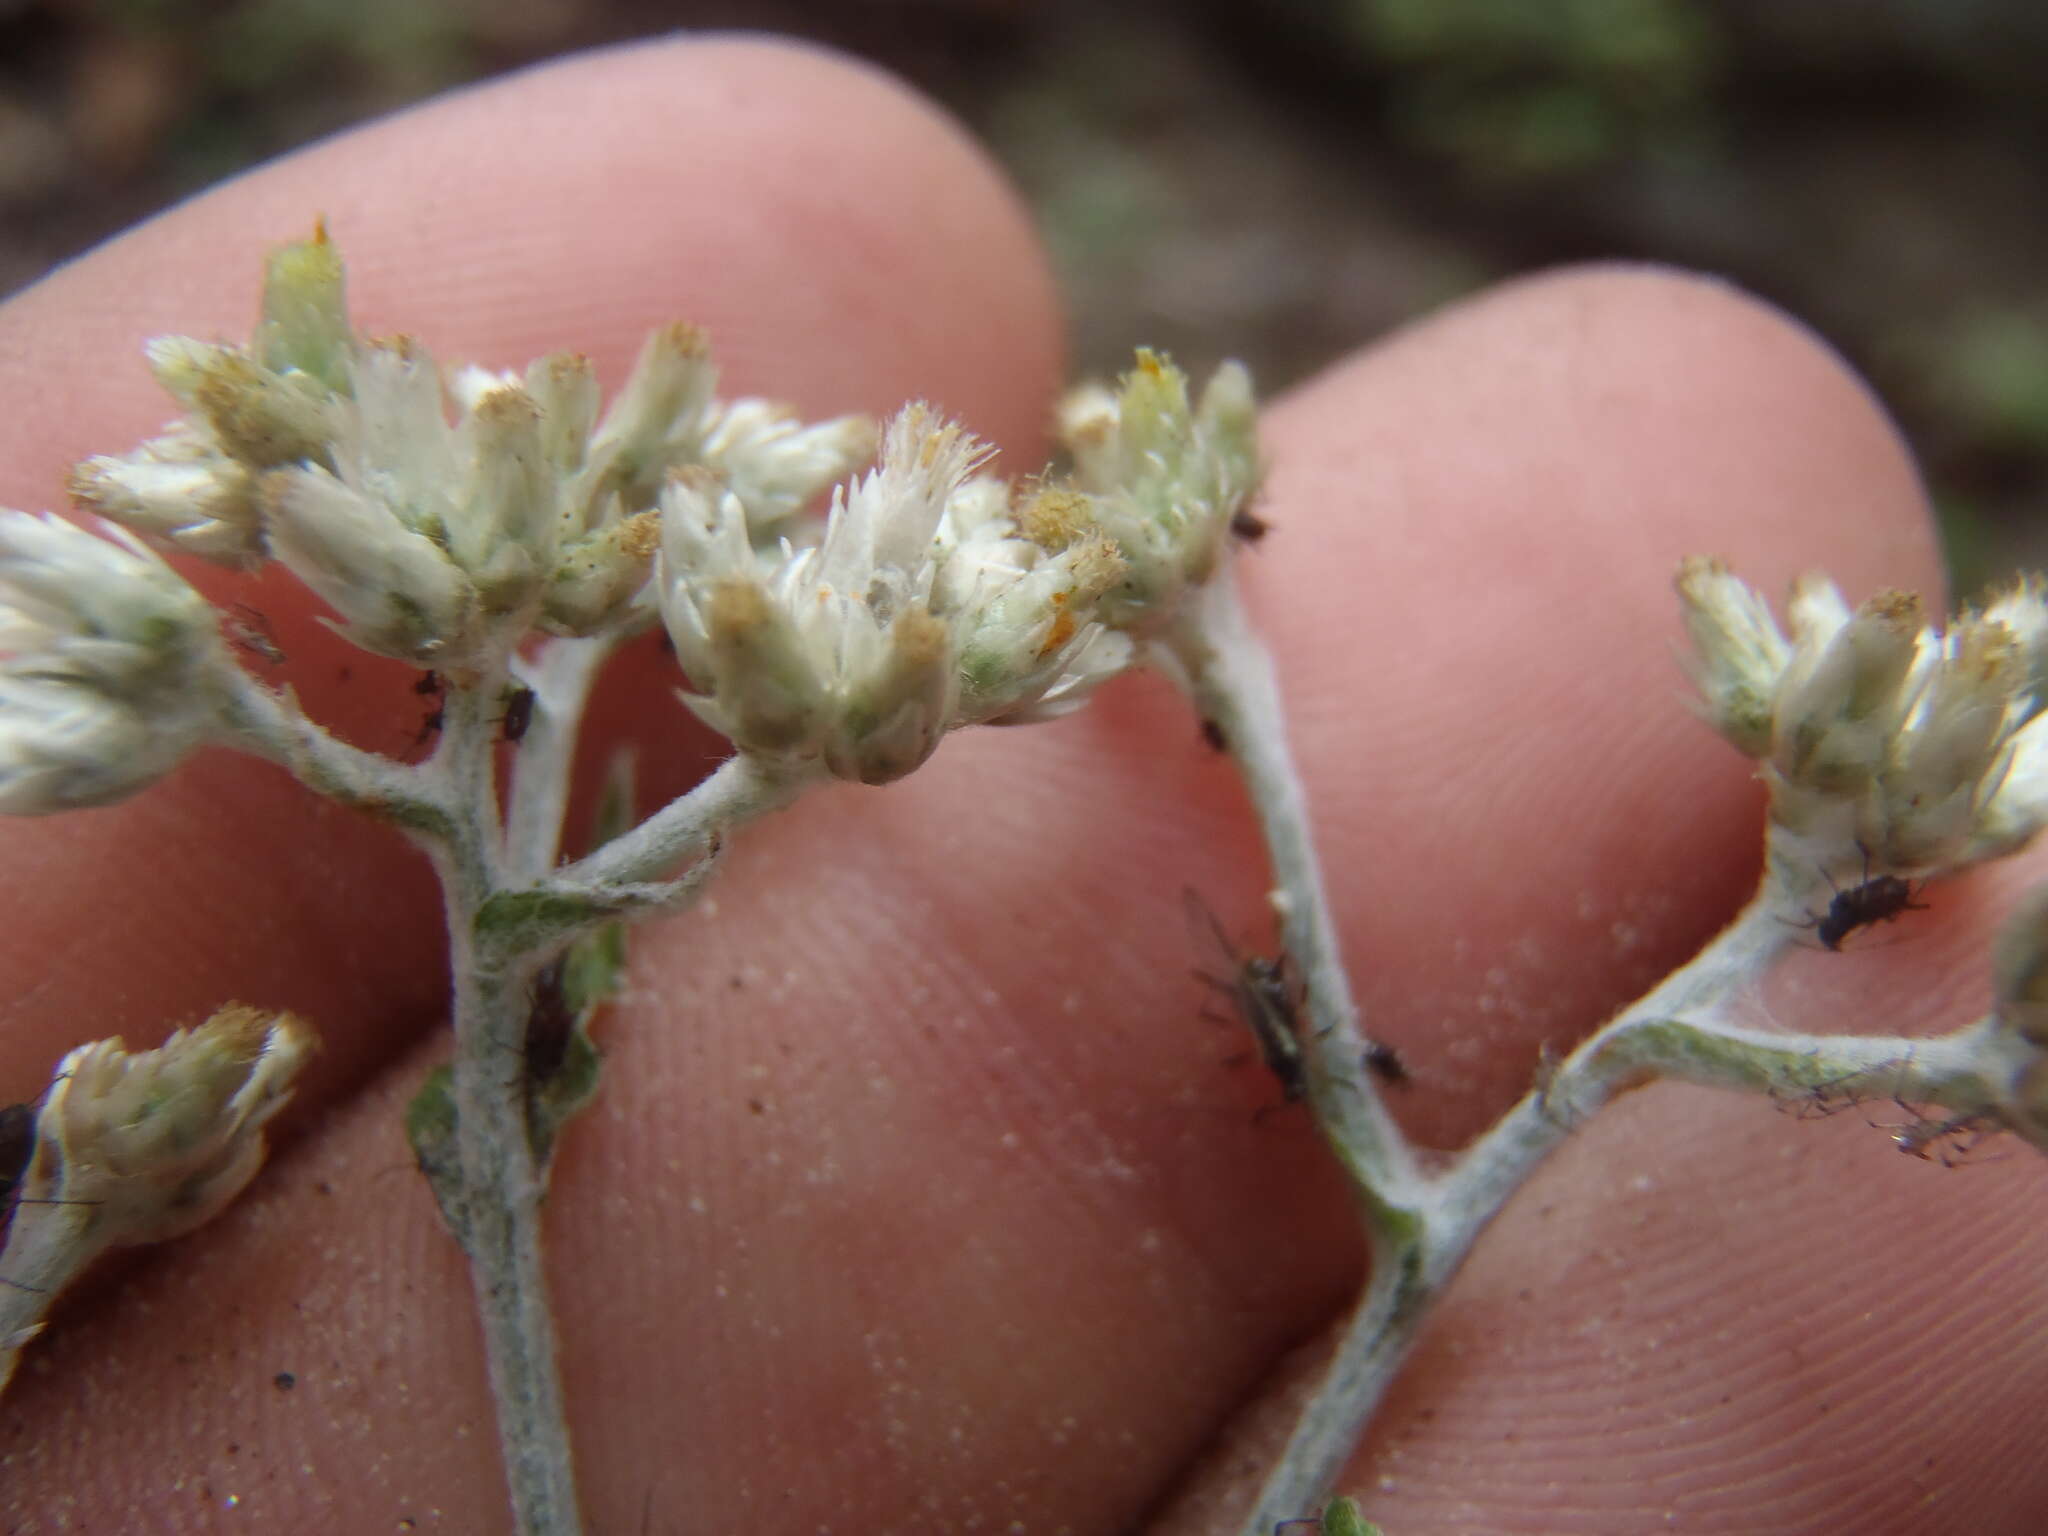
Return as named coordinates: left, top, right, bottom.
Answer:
left=2, top=35, right=2040, bottom=1535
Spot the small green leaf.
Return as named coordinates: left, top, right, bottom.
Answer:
left=403, top=1065, right=473, bottom=1250
left=1320, top=1496, right=1380, bottom=1536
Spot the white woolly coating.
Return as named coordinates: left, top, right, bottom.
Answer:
left=656, top=404, right=1139, bottom=780
left=0, top=512, right=221, bottom=813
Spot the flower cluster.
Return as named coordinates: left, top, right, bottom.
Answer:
left=656, top=348, right=1262, bottom=785
left=658, top=405, right=1130, bottom=783
left=1677, top=558, right=2048, bottom=875
left=70, top=224, right=873, bottom=673
left=19, top=228, right=1266, bottom=806
left=0, top=511, right=222, bottom=814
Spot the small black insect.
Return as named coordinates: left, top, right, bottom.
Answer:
left=1814, top=874, right=1925, bottom=950
left=500, top=685, right=536, bottom=746
left=1363, top=1040, right=1409, bottom=1086
left=1185, top=890, right=1309, bottom=1104
left=1799, top=848, right=1928, bottom=951
left=408, top=670, right=446, bottom=753
left=1200, top=718, right=1228, bottom=753
left=1229, top=506, right=1272, bottom=543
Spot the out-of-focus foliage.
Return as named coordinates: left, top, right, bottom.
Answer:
left=1345, top=0, right=1723, bottom=179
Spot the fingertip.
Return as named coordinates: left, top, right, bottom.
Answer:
left=1, top=33, right=1064, bottom=512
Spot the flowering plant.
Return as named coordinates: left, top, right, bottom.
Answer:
left=6, top=64, right=2048, bottom=1536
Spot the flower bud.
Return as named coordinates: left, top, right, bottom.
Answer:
left=252, top=221, right=353, bottom=395
left=1057, top=351, right=1261, bottom=635
left=0, top=1007, right=315, bottom=1389
left=36, top=1005, right=315, bottom=1246
left=1674, top=555, right=1790, bottom=757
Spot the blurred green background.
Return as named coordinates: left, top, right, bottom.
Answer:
left=4, top=0, right=2045, bottom=596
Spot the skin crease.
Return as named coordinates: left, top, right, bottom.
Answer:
left=1, top=33, right=2045, bottom=1536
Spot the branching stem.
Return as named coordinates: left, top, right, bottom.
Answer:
left=1178, top=564, right=2040, bottom=1534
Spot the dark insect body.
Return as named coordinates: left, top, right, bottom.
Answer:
left=1814, top=872, right=1926, bottom=951
left=1363, top=1040, right=1409, bottom=1086
left=1229, top=506, right=1272, bottom=543
left=500, top=686, right=537, bottom=746
left=1185, top=890, right=1309, bottom=1104
left=1815, top=874, right=1925, bottom=950
left=1200, top=718, right=1227, bottom=753
left=408, top=670, right=446, bottom=753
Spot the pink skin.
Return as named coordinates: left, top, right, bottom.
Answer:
left=3, top=34, right=2046, bottom=1536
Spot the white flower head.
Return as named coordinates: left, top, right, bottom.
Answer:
left=659, top=406, right=1135, bottom=783
left=946, top=484, right=1131, bottom=724
left=1679, top=559, right=2048, bottom=878
left=1056, top=350, right=1260, bottom=635
left=0, top=511, right=222, bottom=814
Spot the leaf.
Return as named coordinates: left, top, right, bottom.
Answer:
left=403, top=1065, right=473, bottom=1251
